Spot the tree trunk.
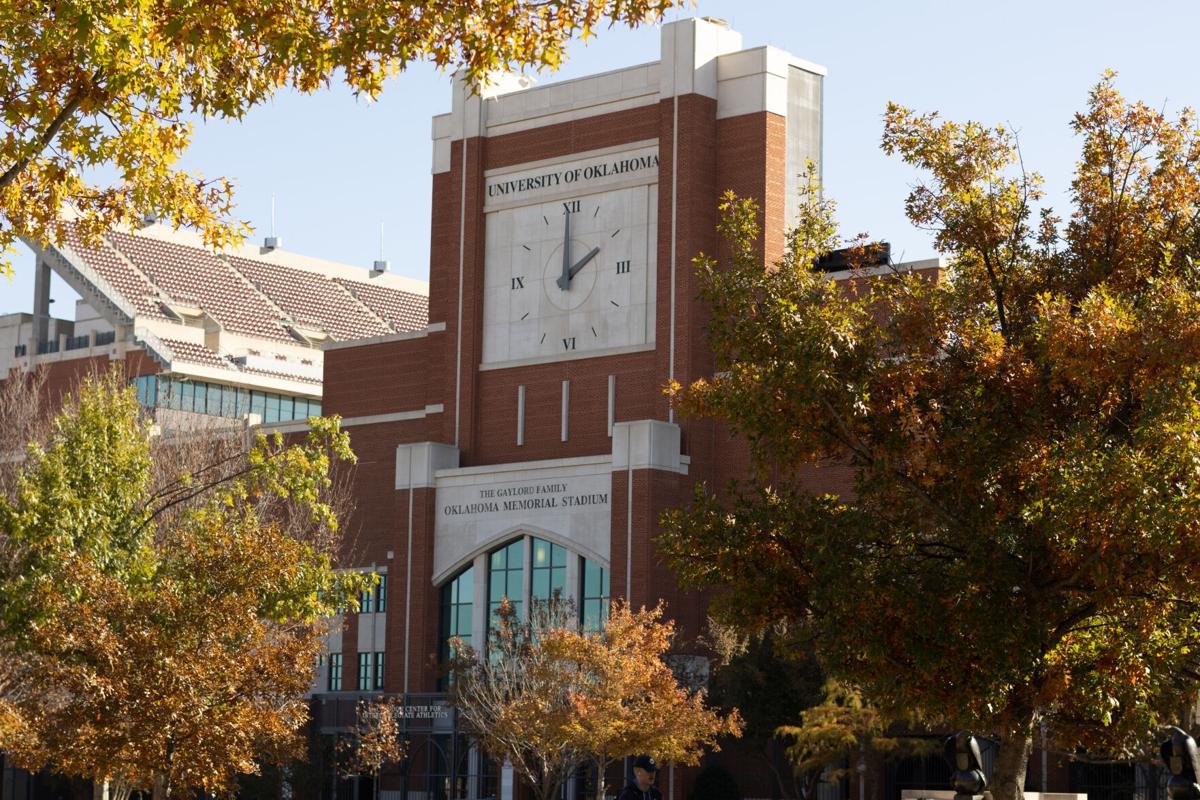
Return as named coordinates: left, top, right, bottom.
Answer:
left=991, top=725, right=1034, bottom=800
left=595, top=758, right=607, bottom=800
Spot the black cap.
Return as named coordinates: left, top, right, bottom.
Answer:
left=633, top=755, right=658, bottom=773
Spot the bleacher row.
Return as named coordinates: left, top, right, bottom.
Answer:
left=57, top=226, right=428, bottom=347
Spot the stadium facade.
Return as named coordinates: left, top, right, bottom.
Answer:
left=4, top=16, right=1121, bottom=800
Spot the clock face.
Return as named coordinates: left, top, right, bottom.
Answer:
left=482, top=184, right=657, bottom=365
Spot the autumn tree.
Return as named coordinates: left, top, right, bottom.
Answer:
left=0, top=370, right=371, bottom=799
left=449, top=599, right=740, bottom=800
left=547, top=601, right=743, bottom=800
left=658, top=74, right=1200, bottom=800
left=0, top=0, right=677, bottom=278
left=338, top=697, right=408, bottom=780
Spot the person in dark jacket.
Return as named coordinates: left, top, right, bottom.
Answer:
left=616, top=755, right=662, bottom=800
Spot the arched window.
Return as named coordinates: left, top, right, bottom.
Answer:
left=436, top=536, right=612, bottom=684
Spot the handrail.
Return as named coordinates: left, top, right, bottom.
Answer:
left=37, top=240, right=137, bottom=325
left=132, top=326, right=175, bottom=369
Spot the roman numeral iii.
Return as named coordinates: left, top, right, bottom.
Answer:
left=511, top=276, right=525, bottom=290
left=616, top=260, right=631, bottom=274
left=562, top=337, right=576, bottom=351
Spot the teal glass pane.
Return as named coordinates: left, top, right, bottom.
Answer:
left=532, top=570, right=549, bottom=599
left=533, top=539, right=549, bottom=567
left=491, top=549, right=506, bottom=569
left=457, top=567, right=472, bottom=603
left=550, top=567, right=565, bottom=595
left=251, top=391, right=266, bottom=418
left=489, top=578, right=504, bottom=603
left=552, top=542, right=566, bottom=567
left=584, top=560, right=600, bottom=596
left=507, top=570, right=522, bottom=598
left=507, top=540, right=523, bottom=562
left=312, top=401, right=322, bottom=416
left=457, top=605, right=472, bottom=634
left=265, top=394, right=281, bottom=423
left=181, top=381, right=195, bottom=412
left=207, top=384, right=221, bottom=416
left=279, top=394, right=294, bottom=421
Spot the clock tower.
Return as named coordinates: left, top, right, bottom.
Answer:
left=319, top=16, right=827, bottom=798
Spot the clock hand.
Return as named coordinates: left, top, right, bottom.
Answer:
left=567, top=246, right=601, bottom=280
left=557, top=209, right=573, bottom=290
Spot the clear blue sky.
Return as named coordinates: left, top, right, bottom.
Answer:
left=4, top=0, right=1199, bottom=314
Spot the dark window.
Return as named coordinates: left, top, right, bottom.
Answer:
left=358, top=652, right=372, bottom=691
left=375, top=574, right=387, bottom=613
left=327, top=653, right=342, bottom=691
left=373, top=652, right=385, bottom=690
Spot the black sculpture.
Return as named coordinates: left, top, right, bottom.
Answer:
left=1161, top=726, right=1200, bottom=800
left=945, top=731, right=988, bottom=800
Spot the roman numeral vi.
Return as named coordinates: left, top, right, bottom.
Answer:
left=562, top=337, right=576, bottom=351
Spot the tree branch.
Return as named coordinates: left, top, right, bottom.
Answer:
left=0, top=71, right=102, bottom=194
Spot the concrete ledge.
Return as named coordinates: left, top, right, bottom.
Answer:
left=395, top=442, right=461, bottom=490
left=611, top=419, right=683, bottom=473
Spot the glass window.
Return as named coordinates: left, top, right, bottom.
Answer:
left=488, top=539, right=524, bottom=627
left=375, top=574, right=387, bottom=613
left=207, top=383, right=222, bottom=416
left=581, top=558, right=610, bottom=633
left=373, top=652, right=385, bottom=691
left=265, top=393, right=281, bottom=424
left=311, top=401, right=322, bottom=416
left=181, top=381, right=195, bottom=413
left=531, top=538, right=566, bottom=607
left=439, top=566, right=474, bottom=690
left=250, top=391, right=266, bottom=420
left=327, top=652, right=342, bottom=692
left=359, top=585, right=372, bottom=614
left=279, top=394, right=295, bottom=421
left=358, top=652, right=372, bottom=691
left=160, top=377, right=179, bottom=409
left=236, top=388, right=250, bottom=417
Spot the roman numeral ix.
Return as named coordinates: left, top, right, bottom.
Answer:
left=511, top=276, right=525, bottom=290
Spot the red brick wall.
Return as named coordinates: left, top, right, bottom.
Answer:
left=323, top=334, right=443, bottom=421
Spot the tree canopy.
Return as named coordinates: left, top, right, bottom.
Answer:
left=0, top=371, right=370, bottom=799
left=658, top=74, right=1200, bottom=800
left=0, top=0, right=678, bottom=277
left=449, top=599, right=741, bottom=800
